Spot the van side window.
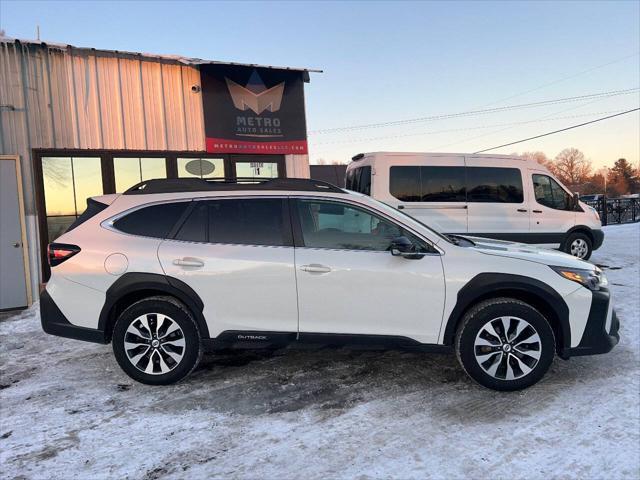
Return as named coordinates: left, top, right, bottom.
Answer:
left=346, top=166, right=372, bottom=195
left=295, top=199, right=432, bottom=253
left=467, top=167, right=523, bottom=203
left=113, top=202, right=188, bottom=238
left=533, top=174, right=572, bottom=210
left=390, top=166, right=466, bottom=202
left=422, top=167, right=466, bottom=202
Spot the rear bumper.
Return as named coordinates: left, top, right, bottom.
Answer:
left=40, top=290, right=107, bottom=344
left=564, top=288, right=619, bottom=357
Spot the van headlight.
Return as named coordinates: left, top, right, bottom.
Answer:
left=588, top=206, right=600, bottom=220
left=550, top=266, right=607, bottom=291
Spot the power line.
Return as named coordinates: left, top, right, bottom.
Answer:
left=473, top=108, right=640, bottom=154
left=309, top=110, right=627, bottom=147
left=309, top=88, right=639, bottom=134
left=477, top=51, right=640, bottom=108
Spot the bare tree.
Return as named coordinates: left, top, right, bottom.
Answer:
left=520, top=151, right=551, bottom=167
left=552, top=148, right=592, bottom=188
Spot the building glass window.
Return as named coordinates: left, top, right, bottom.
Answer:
left=42, top=156, right=103, bottom=241
left=177, top=158, right=225, bottom=179
left=114, top=157, right=167, bottom=192
left=235, top=161, right=279, bottom=179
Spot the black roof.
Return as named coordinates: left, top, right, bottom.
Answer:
left=123, top=177, right=345, bottom=195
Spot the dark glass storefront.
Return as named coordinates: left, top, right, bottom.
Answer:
left=34, top=150, right=285, bottom=276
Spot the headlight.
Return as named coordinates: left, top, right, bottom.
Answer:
left=550, top=266, right=607, bottom=291
left=589, top=206, right=600, bottom=221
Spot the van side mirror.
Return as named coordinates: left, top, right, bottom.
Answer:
left=573, top=192, right=580, bottom=209
left=390, top=236, right=425, bottom=259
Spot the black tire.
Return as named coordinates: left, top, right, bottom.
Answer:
left=112, top=296, right=202, bottom=385
left=455, top=298, right=555, bottom=391
left=563, top=231, right=593, bottom=260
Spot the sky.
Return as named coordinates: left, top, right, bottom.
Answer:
left=1, top=0, right=639, bottom=169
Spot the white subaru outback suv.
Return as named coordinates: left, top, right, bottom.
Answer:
left=41, top=178, right=619, bottom=391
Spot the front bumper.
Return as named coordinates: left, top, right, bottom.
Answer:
left=40, top=290, right=107, bottom=344
left=565, top=288, right=619, bottom=357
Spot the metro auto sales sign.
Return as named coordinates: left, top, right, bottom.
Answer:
left=200, top=65, right=308, bottom=155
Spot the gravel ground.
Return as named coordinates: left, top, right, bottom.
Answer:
left=1, top=223, right=638, bottom=480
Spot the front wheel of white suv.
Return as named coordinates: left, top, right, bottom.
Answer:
left=112, top=296, right=202, bottom=385
left=455, top=298, right=556, bottom=391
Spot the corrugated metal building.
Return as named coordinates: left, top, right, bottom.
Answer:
left=0, top=37, right=319, bottom=309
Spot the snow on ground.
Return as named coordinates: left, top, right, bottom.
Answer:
left=1, top=224, right=639, bottom=480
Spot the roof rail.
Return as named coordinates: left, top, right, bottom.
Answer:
left=123, top=177, right=346, bottom=195
left=351, top=153, right=365, bottom=161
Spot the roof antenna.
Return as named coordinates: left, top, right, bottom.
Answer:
left=36, top=25, right=40, bottom=41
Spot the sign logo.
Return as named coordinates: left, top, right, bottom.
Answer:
left=201, top=64, right=308, bottom=155
left=225, top=70, right=285, bottom=115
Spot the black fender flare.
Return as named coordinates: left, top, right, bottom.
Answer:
left=98, top=272, right=210, bottom=340
left=442, top=273, right=571, bottom=353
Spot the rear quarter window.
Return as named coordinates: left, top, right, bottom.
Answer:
left=113, top=202, right=188, bottom=238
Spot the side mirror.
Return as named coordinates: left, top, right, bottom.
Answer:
left=390, top=236, right=425, bottom=259
left=573, top=192, right=580, bottom=209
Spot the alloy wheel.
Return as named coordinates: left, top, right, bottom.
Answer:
left=124, top=313, right=186, bottom=375
left=570, top=238, right=589, bottom=259
left=473, top=316, right=542, bottom=381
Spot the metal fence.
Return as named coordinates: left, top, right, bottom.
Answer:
left=583, top=198, right=640, bottom=225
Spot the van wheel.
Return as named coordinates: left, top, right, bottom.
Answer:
left=563, top=232, right=592, bottom=260
left=112, top=296, right=202, bottom=385
left=455, top=298, right=555, bottom=391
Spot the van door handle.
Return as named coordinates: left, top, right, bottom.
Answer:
left=398, top=205, right=405, bottom=210
left=173, top=257, right=204, bottom=268
left=300, top=264, right=331, bottom=274
left=532, top=210, right=543, bottom=213
left=517, top=209, right=528, bottom=213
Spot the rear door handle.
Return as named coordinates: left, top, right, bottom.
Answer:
left=517, top=209, right=528, bottom=213
left=173, top=257, right=204, bottom=268
left=300, top=264, right=331, bottom=274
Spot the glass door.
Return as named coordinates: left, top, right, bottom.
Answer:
left=230, top=155, right=285, bottom=180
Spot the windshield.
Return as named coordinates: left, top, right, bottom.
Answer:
left=360, top=195, right=454, bottom=245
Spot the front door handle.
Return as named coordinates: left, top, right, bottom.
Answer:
left=532, top=209, right=543, bottom=214
left=173, top=257, right=204, bottom=268
left=517, top=209, right=528, bottom=213
left=300, top=264, right=331, bottom=274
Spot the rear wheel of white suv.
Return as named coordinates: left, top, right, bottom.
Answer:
left=455, top=298, right=555, bottom=391
left=112, top=296, right=202, bottom=385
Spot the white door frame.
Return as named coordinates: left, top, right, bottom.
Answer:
left=1, top=155, right=33, bottom=306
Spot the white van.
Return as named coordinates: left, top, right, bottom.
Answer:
left=345, top=152, right=603, bottom=260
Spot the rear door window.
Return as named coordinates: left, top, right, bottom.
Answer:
left=208, top=198, right=291, bottom=246
left=113, top=202, right=188, bottom=238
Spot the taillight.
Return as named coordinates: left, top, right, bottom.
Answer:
left=48, top=243, right=81, bottom=267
